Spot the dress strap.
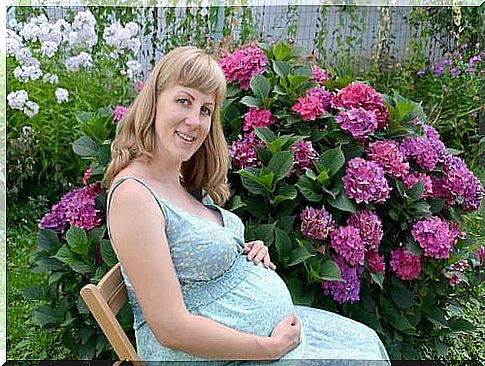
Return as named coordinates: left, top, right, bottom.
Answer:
left=106, top=176, right=169, bottom=243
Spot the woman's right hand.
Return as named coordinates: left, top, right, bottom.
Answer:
left=269, top=314, right=301, bottom=359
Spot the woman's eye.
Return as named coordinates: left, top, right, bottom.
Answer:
left=177, top=98, right=189, bottom=105
left=201, top=106, right=212, bottom=116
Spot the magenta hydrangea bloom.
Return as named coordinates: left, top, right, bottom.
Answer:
left=423, top=125, right=447, bottom=161
left=330, top=225, right=366, bottom=266
left=439, top=155, right=484, bottom=212
left=365, top=140, right=409, bottom=178
left=335, top=107, right=378, bottom=140
left=322, top=255, right=363, bottom=304
left=218, top=45, right=267, bottom=90
left=400, top=136, right=438, bottom=171
left=411, top=217, right=455, bottom=259
left=401, top=171, right=433, bottom=198
left=332, top=83, right=389, bottom=129
left=312, top=65, right=330, bottom=85
left=229, top=132, right=264, bottom=169
left=292, top=87, right=332, bottom=121
left=390, top=246, right=422, bottom=281
left=113, top=106, right=128, bottom=124
left=347, top=210, right=383, bottom=251
left=65, top=182, right=104, bottom=231
left=343, top=157, right=391, bottom=204
left=39, top=189, right=79, bottom=233
left=243, top=107, right=275, bottom=132
left=300, top=205, right=334, bottom=241
left=291, top=140, right=319, bottom=172
left=367, top=250, right=385, bottom=274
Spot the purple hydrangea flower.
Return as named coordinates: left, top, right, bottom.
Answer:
left=423, top=125, right=448, bottom=161
left=330, top=225, right=366, bottom=266
left=390, top=246, right=422, bottom=281
left=343, top=157, right=391, bottom=204
left=400, top=136, right=438, bottom=171
left=291, top=140, right=319, bottom=172
left=39, top=189, right=79, bottom=233
left=365, top=140, right=409, bottom=178
left=411, top=217, right=455, bottom=259
left=322, top=255, right=363, bottom=304
left=347, top=210, right=383, bottom=251
left=367, top=250, right=385, bottom=274
left=401, top=171, right=434, bottom=198
left=229, top=132, right=264, bottom=169
left=300, top=205, right=334, bottom=241
left=65, top=182, right=104, bottom=231
left=335, top=107, right=378, bottom=140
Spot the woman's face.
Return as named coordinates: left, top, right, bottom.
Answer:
left=154, top=83, right=215, bottom=163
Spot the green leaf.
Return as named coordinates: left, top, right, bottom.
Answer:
left=273, top=41, right=292, bottom=60
left=390, top=278, right=415, bottom=309
left=65, top=226, right=89, bottom=257
left=268, top=151, right=294, bottom=181
left=296, top=175, right=323, bottom=202
left=250, top=75, right=271, bottom=100
left=37, top=229, right=60, bottom=251
left=448, top=317, right=477, bottom=333
left=286, top=276, right=315, bottom=306
left=412, top=201, right=432, bottom=219
left=53, top=245, right=94, bottom=275
left=48, top=271, right=66, bottom=286
left=101, top=239, right=118, bottom=267
left=240, top=95, right=263, bottom=108
left=319, top=259, right=342, bottom=281
left=275, top=216, right=295, bottom=232
left=254, top=127, right=276, bottom=144
left=318, top=147, right=345, bottom=178
left=287, top=74, right=309, bottom=90
left=34, top=305, right=58, bottom=328
left=273, top=60, right=293, bottom=79
left=21, top=286, right=49, bottom=300
left=274, top=184, right=297, bottom=205
left=429, top=199, right=445, bottom=213
left=255, top=224, right=275, bottom=246
left=238, top=168, right=269, bottom=196
left=406, top=239, right=424, bottom=256
left=72, top=136, right=99, bottom=158
left=384, top=308, right=417, bottom=335
left=370, top=272, right=384, bottom=290
left=426, top=306, right=449, bottom=329
left=229, top=195, right=246, bottom=211
left=274, top=227, right=293, bottom=265
left=409, top=181, right=424, bottom=200
left=88, top=225, right=106, bottom=244
left=327, top=192, right=356, bottom=213
left=287, top=246, right=315, bottom=267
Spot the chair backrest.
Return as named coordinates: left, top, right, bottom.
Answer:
left=80, top=263, right=140, bottom=361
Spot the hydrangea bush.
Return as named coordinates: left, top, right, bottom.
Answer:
left=29, top=40, right=483, bottom=360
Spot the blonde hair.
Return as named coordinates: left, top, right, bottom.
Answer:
left=105, top=46, right=230, bottom=205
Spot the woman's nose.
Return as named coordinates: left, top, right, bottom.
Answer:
left=185, top=108, right=201, bottom=126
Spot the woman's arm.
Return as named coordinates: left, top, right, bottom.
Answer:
left=108, top=180, right=298, bottom=360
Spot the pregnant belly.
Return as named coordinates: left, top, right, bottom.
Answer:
left=193, top=256, right=295, bottom=337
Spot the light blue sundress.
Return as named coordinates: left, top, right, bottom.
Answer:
left=107, top=176, right=390, bottom=365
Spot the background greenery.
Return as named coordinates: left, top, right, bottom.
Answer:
left=7, top=4, right=483, bottom=362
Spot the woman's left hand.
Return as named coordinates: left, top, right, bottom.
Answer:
left=244, top=240, right=276, bottom=270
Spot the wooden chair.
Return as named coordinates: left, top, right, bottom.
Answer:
left=80, top=263, right=140, bottom=361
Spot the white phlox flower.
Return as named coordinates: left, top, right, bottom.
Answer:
left=6, top=38, right=21, bottom=57
left=8, top=18, right=18, bottom=30
left=125, top=60, right=143, bottom=81
left=19, top=21, right=40, bottom=42
left=38, top=23, right=63, bottom=45
left=65, top=52, right=93, bottom=72
left=55, top=88, right=69, bottom=103
left=13, top=65, right=43, bottom=82
left=69, top=26, right=97, bottom=49
left=41, top=41, right=58, bottom=58
left=125, top=22, right=140, bottom=37
left=103, top=21, right=141, bottom=55
left=7, top=90, right=29, bottom=110
left=15, top=47, right=32, bottom=63
left=23, top=101, right=40, bottom=118
left=43, top=73, right=59, bottom=84
left=72, top=10, right=96, bottom=31
left=32, top=14, right=49, bottom=25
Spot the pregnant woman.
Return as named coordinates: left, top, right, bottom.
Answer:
left=105, top=46, right=389, bottom=363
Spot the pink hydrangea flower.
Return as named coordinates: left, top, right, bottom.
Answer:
left=423, top=125, right=447, bottom=161
left=292, top=87, right=332, bottom=121
left=330, top=225, right=366, bottom=266
left=332, top=83, right=389, bottom=129
left=401, top=171, right=434, bottom=198
left=229, top=132, right=264, bottom=169
left=400, top=136, right=438, bottom=171
left=82, top=167, right=92, bottom=186
left=347, top=210, right=383, bottom=251
left=113, top=106, right=128, bottom=124
left=300, top=205, right=334, bottom=241
left=312, top=65, right=330, bottom=84
left=390, top=246, right=422, bottom=281
left=322, top=255, right=363, bottom=304
left=65, top=182, right=104, bottom=231
left=218, top=45, right=267, bottom=90
left=365, top=140, right=409, bottom=178
left=39, top=189, right=79, bottom=233
left=411, top=217, right=456, bottom=259
left=243, top=107, right=275, bottom=132
left=367, top=250, right=386, bottom=274
left=291, top=140, right=319, bottom=172
left=343, top=157, right=391, bottom=204
left=335, top=107, right=378, bottom=140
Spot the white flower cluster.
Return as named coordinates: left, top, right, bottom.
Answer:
left=103, top=21, right=141, bottom=56
left=7, top=90, right=39, bottom=118
left=13, top=65, right=43, bottom=82
left=122, top=60, right=143, bottom=82
left=65, top=51, right=93, bottom=72
left=43, top=73, right=59, bottom=84
left=55, top=88, right=69, bottom=103
left=68, top=10, right=97, bottom=49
